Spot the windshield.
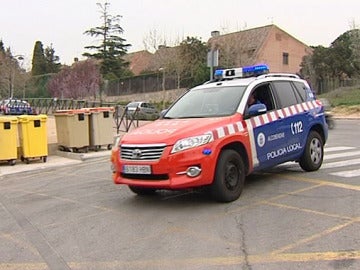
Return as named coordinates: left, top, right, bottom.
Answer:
left=165, top=85, right=246, bottom=118
left=127, top=102, right=140, bottom=108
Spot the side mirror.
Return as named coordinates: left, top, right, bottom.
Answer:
left=248, top=103, right=267, bottom=117
left=159, top=109, right=168, bottom=119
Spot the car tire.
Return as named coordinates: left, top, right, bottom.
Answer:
left=299, top=131, right=324, bottom=171
left=210, top=149, right=245, bottom=202
left=128, top=186, right=157, bottom=196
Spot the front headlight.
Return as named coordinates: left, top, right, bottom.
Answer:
left=171, top=133, right=213, bottom=154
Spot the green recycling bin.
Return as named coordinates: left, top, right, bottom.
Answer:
left=54, top=109, right=90, bottom=152
left=0, top=116, right=18, bottom=165
left=18, top=114, right=48, bottom=164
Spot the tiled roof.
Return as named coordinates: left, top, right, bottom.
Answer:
left=125, top=24, right=311, bottom=74
left=123, top=50, right=154, bottom=75
left=208, top=25, right=274, bottom=67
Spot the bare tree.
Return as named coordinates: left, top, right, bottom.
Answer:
left=142, top=28, right=167, bottom=53
left=47, top=60, right=100, bottom=99
left=0, top=47, right=26, bottom=98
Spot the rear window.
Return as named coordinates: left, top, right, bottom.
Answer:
left=293, top=81, right=309, bottom=101
left=272, top=81, right=300, bottom=108
left=127, top=102, right=140, bottom=107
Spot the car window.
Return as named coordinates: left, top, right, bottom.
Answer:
left=127, top=102, right=139, bottom=108
left=251, top=83, right=276, bottom=111
left=293, top=81, right=309, bottom=101
left=272, top=81, right=300, bottom=108
left=165, top=86, right=246, bottom=118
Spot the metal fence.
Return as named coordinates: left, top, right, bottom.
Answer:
left=25, top=98, right=145, bottom=133
left=26, top=98, right=117, bottom=115
left=313, top=78, right=360, bottom=94
left=105, top=73, right=178, bottom=97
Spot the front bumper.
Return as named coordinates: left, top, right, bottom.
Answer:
left=112, top=145, right=216, bottom=189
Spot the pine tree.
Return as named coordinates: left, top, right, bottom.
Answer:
left=0, top=40, right=5, bottom=53
left=83, top=1, right=130, bottom=80
left=32, top=41, right=47, bottom=76
left=45, top=44, right=61, bottom=73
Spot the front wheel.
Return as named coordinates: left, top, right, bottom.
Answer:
left=299, top=131, right=324, bottom=171
left=210, top=149, right=245, bottom=202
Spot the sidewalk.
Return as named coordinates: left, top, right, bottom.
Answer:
left=0, top=116, right=113, bottom=177
left=0, top=149, right=112, bottom=177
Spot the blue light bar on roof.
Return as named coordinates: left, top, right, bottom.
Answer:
left=214, top=64, right=269, bottom=80
left=242, top=64, right=269, bottom=74
left=214, top=69, right=224, bottom=77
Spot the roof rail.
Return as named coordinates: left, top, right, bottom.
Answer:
left=257, top=73, right=300, bottom=79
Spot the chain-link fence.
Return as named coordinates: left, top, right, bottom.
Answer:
left=105, top=73, right=179, bottom=97
left=313, top=78, right=360, bottom=94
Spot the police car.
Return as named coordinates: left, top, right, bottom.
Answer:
left=111, top=64, right=328, bottom=202
left=0, top=98, right=33, bottom=115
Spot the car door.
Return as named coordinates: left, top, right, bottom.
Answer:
left=246, top=83, right=289, bottom=170
left=141, top=103, right=150, bottom=114
left=270, top=80, right=307, bottom=162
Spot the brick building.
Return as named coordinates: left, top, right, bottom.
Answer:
left=126, top=24, right=312, bottom=76
left=208, top=24, right=312, bottom=73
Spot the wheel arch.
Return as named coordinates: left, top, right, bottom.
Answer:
left=309, top=123, right=326, bottom=144
left=220, top=141, right=250, bottom=175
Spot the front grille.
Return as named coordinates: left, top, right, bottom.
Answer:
left=121, top=173, right=169, bottom=181
left=121, top=144, right=166, bottom=160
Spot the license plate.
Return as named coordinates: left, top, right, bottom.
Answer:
left=123, top=165, right=151, bottom=174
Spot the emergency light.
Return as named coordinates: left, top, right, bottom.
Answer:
left=214, top=64, right=269, bottom=80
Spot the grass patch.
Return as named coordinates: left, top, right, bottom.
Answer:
left=319, top=86, right=360, bottom=106
left=319, top=86, right=360, bottom=115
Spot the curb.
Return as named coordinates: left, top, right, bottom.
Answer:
left=1, top=145, right=111, bottom=178
left=55, top=149, right=111, bottom=161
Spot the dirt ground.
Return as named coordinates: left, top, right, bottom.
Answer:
left=331, top=106, right=360, bottom=119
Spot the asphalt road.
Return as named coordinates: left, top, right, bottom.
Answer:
left=0, top=119, right=359, bottom=270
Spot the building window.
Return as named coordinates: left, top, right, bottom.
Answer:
left=283, top=52, right=289, bottom=65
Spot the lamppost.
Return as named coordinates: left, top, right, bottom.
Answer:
left=10, top=55, right=24, bottom=99
left=208, top=31, right=219, bottom=80
left=159, top=67, right=166, bottom=109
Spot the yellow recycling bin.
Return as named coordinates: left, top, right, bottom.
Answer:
left=88, top=107, right=115, bottom=150
left=18, top=114, right=48, bottom=164
left=0, top=116, right=18, bottom=166
left=54, top=109, right=90, bottom=152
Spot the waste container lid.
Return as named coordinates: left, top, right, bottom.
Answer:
left=54, top=109, right=90, bottom=115
left=86, top=107, right=115, bottom=113
left=17, top=114, right=47, bottom=122
left=0, top=116, right=18, bottom=123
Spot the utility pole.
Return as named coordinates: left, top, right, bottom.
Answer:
left=10, top=55, right=24, bottom=98
left=207, top=31, right=220, bottom=80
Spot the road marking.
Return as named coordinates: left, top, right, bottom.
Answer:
left=330, top=168, right=360, bottom=178
left=319, top=146, right=360, bottom=178
left=270, top=219, right=356, bottom=254
left=277, top=174, right=360, bottom=191
left=324, top=150, right=360, bottom=160
left=0, top=263, right=48, bottom=270
left=322, top=158, right=360, bottom=169
left=2, top=250, right=360, bottom=270
left=325, top=146, right=355, bottom=152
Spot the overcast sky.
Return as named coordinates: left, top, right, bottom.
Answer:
left=1, top=0, right=359, bottom=68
